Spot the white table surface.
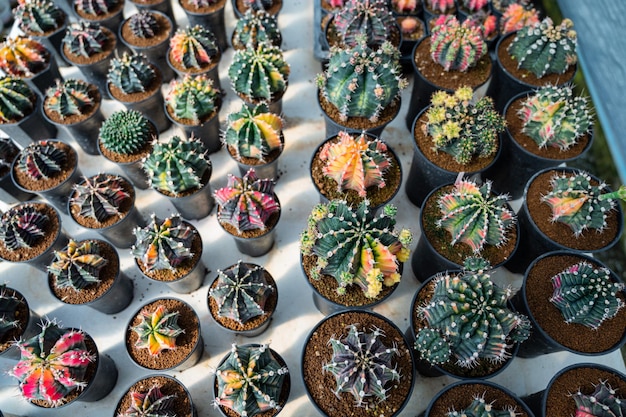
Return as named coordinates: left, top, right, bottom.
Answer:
left=0, top=1, right=625, bottom=416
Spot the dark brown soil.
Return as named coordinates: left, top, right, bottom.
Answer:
left=179, top=0, right=226, bottom=14
left=226, top=133, right=283, bottom=167
left=235, top=0, right=282, bottom=16
left=12, top=140, right=77, bottom=192
left=120, top=11, right=172, bottom=48
left=108, top=65, right=162, bottom=103
left=98, top=122, right=156, bottom=164
left=44, top=83, right=101, bottom=125
left=218, top=204, right=280, bottom=239
left=319, top=90, right=402, bottom=132
left=62, top=27, right=116, bottom=65
left=115, top=375, right=194, bottom=417
left=0, top=288, right=30, bottom=354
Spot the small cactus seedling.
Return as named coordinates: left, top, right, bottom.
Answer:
left=48, top=239, right=108, bottom=291
left=131, top=304, right=184, bottom=356
left=107, top=52, right=156, bottom=95
left=332, top=0, right=397, bottom=48
left=319, top=131, right=391, bottom=197
left=425, top=0, right=454, bottom=13
left=16, top=140, right=67, bottom=180
left=213, top=343, right=288, bottom=416
left=423, top=86, right=506, bottom=164
left=70, top=173, right=131, bottom=223
left=436, top=178, right=516, bottom=253
left=429, top=15, right=487, bottom=72
left=550, top=261, right=625, bottom=330
left=323, top=324, right=400, bottom=408
left=571, top=380, right=626, bottom=417
left=132, top=213, right=195, bottom=272
left=0, top=284, right=26, bottom=341
left=10, top=321, right=94, bottom=407
left=62, top=21, right=109, bottom=58
left=15, top=0, right=64, bottom=35
left=500, top=3, right=540, bottom=35
left=415, top=258, right=531, bottom=368
left=228, top=41, right=290, bottom=103
left=232, top=9, right=282, bottom=50
left=44, top=78, right=96, bottom=120
left=518, top=84, right=593, bottom=151
left=74, top=0, right=120, bottom=16
left=316, top=36, right=407, bottom=122
left=300, top=200, right=412, bottom=298
left=99, top=109, right=154, bottom=155
left=391, top=0, right=419, bottom=14
left=0, top=36, right=50, bottom=78
left=165, top=74, right=220, bottom=124
left=447, top=394, right=519, bottom=417
left=459, top=0, right=488, bottom=13
left=209, top=261, right=275, bottom=325
left=142, top=135, right=211, bottom=196
left=0, top=76, right=36, bottom=123
left=119, top=385, right=177, bottom=417
left=0, top=204, right=49, bottom=250
left=169, top=25, right=219, bottom=70
left=222, top=103, right=283, bottom=161
left=214, top=168, right=280, bottom=232
left=128, top=10, right=159, bottom=39
left=508, top=17, right=577, bottom=78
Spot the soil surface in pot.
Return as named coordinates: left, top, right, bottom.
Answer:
left=108, top=65, right=163, bottom=103
left=0, top=288, right=30, bottom=354
left=525, top=254, right=626, bottom=353
left=126, top=298, right=200, bottom=370
left=428, top=383, right=531, bottom=417
left=98, top=123, right=155, bottom=164
left=69, top=175, right=135, bottom=229
left=44, top=83, right=101, bottom=126
left=318, top=90, right=401, bottom=132
left=168, top=48, right=220, bottom=75
left=180, top=0, right=226, bottom=13
left=62, top=27, right=116, bottom=65
left=121, top=11, right=172, bottom=48
left=12, top=141, right=77, bottom=192
left=302, top=310, right=413, bottom=416
left=115, top=375, right=194, bottom=417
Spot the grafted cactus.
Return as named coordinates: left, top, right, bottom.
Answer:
left=10, top=321, right=94, bottom=407
left=459, top=0, right=488, bottom=12
left=209, top=261, right=275, bottom=325
left=332, top=0, right=397, bottom=47
left=119, top=385, right=177, bottom=417
left=222, top=103, right=283, bottom=161
left=518, top=84, right=593, bottom=151
left=131, top=304, right=184, bottom=356
left=323, top=324, right=400, bottom=408
left=15, top=0, right=64, bottom=34
left=0, top=36, right=50, bottom=78
left=74, top=0, right=120, bottom=16
left=132, top=213, right=195, bottom=272
left=70, top=173, right=131, bottom=222
left=107, top=52, right=156, bottom=95
left=0, top=76, right=36, bottom=123
left=99, top=109, right=154, bottom=155
left=142, top=135, right=211, bottom=196
left=44, top=78, right=96, bottom=119
left=429, top=15, right=486, bottom=72
left=423, top=86, right=505, bottom=164
left=550, top=261, right=625, bottom=330
left=436, top=178, right=516, bottom=253
left=447, top=395, right=518, bottom=417
left=128, top=10, right=159, bottom=39
left=415, top=258, right=530, bottom=368
left=0, top=284, right=26, bottom=340
left=48, top=239, right=107, bottom=291
left=165, top=74, right=220, bottom=124
left=228, top=41, right=290, bottom=103
left=16, top=140, right=67, bottom=180
left=62, top=21, right=109, bottom=58
left=169, top=25, right=219, bottom=70
left=500, top=3, right=540, bottom=35
left=213, top=343, right=288, bottom=416
left=508, top=17, right=577, bottom=78
left=571, top=380, right=626, bottom=417
left=425, top=0, right=454, bottom=13
left=391, top=0, right=419, bottom=14
left=0, top=204, right=49, bottom=250
left=316, top=37, right=406, bottom=122
left=319, top=131, right=391, bottom=197
left=232, top=9, right=282, bottom=50
left=214, top=169, right=280, bottom=232
left=300, top=200, right=412, bottom=298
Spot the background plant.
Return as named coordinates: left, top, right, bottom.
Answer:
left=332, top=0, right=397, bottom=47
left=107, top=52, right=156, bottom=94
left=0, top=36, right=49, bottom=78
left=500, top=3, right=540, bottom=34
left=222, top=103, right=283, bottom=161
left=0, top=76, right=36, bottom=123
left=15, top=0, right=64, bottom=34
left=447, top=394, right=519, bottom=417
left=425, top=0, right=454, bottom=13
left=62, top=21, right=109, bottom=58
left=165, top=74, right=220, bottom=124
left=128, top=10, right=159, bottom=39
left=48, top=239, right=107, bottom=291
left=99, top=109, right=154, bottom=155
left=70, top=173, right=131, bottom=223
left=44, top=78, right=96, bottom=119
left=74, top=0, right=120, bottom=15
left=232, top=9, right=282, bottom=50
left=131, top=304, right=184, bottom=356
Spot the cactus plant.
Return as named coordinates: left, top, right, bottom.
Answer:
left=142, top=135, right=211, bottom=196
left=571, top=380, right=626, bottom=417
left=15, top=0, right=65, bottom=35
left=332, top=0, right=397, bottom=48
left=549, top=261, right=625, bottom=330
left=414, top=258, right=531, bottom=368
left=99, top=109, right=154, bottom=155
left=74, top=0, right=121, bottom=16
left=128, top=10, right=159, bottom=39
left=48, top=239, right=107, bottom=291
left=16, top=140, right=67, bottom=181
left=423, top=86, right=506, bottom=164
left=458, top=0, right=488, bottom=13
left=447, top=394, right=519, bottom=417
left=0, top=76, right=36, bottom=123
left=209, top=261, right=275, bottom=325
left=214, top=168, right=280, bottom=232
left=107, top=52, right=157, bottom=95
left=300, top=200, right=412, bottom=298
left=518, top=84, right=593, bottom=151
left=0, top=203, right=49, bottom=250
left=0, top=284, right=26, bottom=341
left=222, top=103, right=283, bottom=161
left=165, top=74, right=220, bottom=124
left=507, top=17, right=577, bottom=78
left=316, top=36, right=406, bottom=122
left=323, top=324, right=400, bottom=408
left=44, top=78, right=97, bottom=120
left=132, top=213, right=196, bottom=272
left=436, top=178, right=516, bottom=253
left=429, top=15, right=487, bottom=72
left=0, top=36, right=50, bottom=78
left=425, top=0, right=454, bottom=13
left=169, top=25, right=219, bottom=70
left=500, top=3, right=540, bottom=35
left=10, top=320, right=94, bottom=407
left=319, top=131, right=391, bottom=197
left=391, top=0, right=419, bottom=14
left=119, top=385, right=177, bottom=417
left=70, top=173, right=131, bottom=223
left=131, top=304, right=184, bottom=356
left=232, top=9, right=282, bottom=50
left=62, top=21, right=109, bottom=58
left=213, top=343, right=288, bottom=416
left=243, top=0, right=274, bottom=12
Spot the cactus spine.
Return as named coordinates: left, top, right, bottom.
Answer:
left=131, top=304, right=184, bottom=356
left=62, top=21, right=109, bottom=58
left=16, top=140, right=67, bottom=180
left=107, top=52, right=157, bottom=95
left=165, top=74, right=220, bottom=124
left=15, top=0, right=64, bottom=35
left=0, top=36, right=50, bottom=78
left=99, top=109, right=154, bottom=155
left=119, top=385, right=177, bottom=417
left=232, top=9, right=282, bottom=50
left=429, top=15, right=487, bottom=72
left=70, top=173, right=131, bottom=222
left=0, top=203, right=49, bottom=250
left=169, top=25, right=219, bottom=70
left=0, top=284, right=26, bottom=340
left=222, top=103, right=283, bottom=161
left=44, top=78, right=96, bottom=119
left=48, top=239, right=108, bottom=291
left=571, top=380, right=626, bottom=417
left=332, top=0, right=397, bottom=48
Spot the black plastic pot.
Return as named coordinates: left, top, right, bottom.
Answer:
left=42, top=100, right=105, bottom=156
left=0, top=169, right=36, bottom=204
left=233, top=150, right=282, bottom=182
left=0, top=287, right=41, bottom=360
left=165, top=104, right=222, bottom=154
left=181, top=0, right=228, bottom=53
left=166, top=51, right=222, bottom=94
left=0, top=95, right=57, bottom=148
left=157, top=177, right=215, bottom=221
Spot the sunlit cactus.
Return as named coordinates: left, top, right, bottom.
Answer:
left=15, top=0, right=65, bottom=35
left=0, top=284, right=26, bottom=341
left=169, top=25, right=219, bottom=70
left=222, top=103, right=283, bottom=161
left=0, top=76, right=36, bottom=123
left=107, top=52, right=156, bottom=95
left=128, top=10, right=159, bottom=39
left=48, top=239, right=108, bottom=291
left=232, top=9, right=282, bottom=50
left=500, top=3, right=540, bottom=35
left=0, top=203, right=49, bottom=251
left=44, top=78, right=96, bottom=119
left=16, top=140, right=67, bottom=181
left=70, top=173, right=131, bottom=223
left=165, top=74, right=220, bottom=124
left=430, top=15, right=486, bottom=72
left=447, top=394, right=519, bottom=417
left=0, top=36, right=50, bottom=78
left=131, top=304, right=184, bottom=356
left=424, top=0, right=454, bottom=13
left=571, top=380, right=626, bottom=417
left=118, top=385, right=177, bottom=417
left=62, top=21, right=109, bottom=58
left=74, top=0, right=120, bottom=16
left=99, top=109, right=154, bottom=155
left=332, top=0, right=397, bottom=48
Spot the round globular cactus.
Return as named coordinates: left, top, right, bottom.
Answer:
left=0, top=284, right=27, bottom=341
left=499, top=3, right=540, bottom=35
left=571, top=380, right=626, bottom=417
left=0, top=203, right=49, bottom=251
left=429, top=15, right=487, bottom=72
left=107, top=52, right=156, bottom=95
left=70, top=173, right=131, bottom=223
left=169, top=25, right=219, bottom=70
left=332, top=0, right=397, bottom=48
left=222, top=103, right=283, bottom=161
left=74, top=0, right=121, bottom=16
left=0, top=36, right=50, bottom=78
left=0, top=76, right=36, bottom=123
left=425, top=0, right=454, bottom=13
left=131, top=304, right=184, bottom=356
left=99, top=109, right=154, bottom=155
left=62, top=21, right=109, bottom=58
left=232, top=9, right=282, bottom=50
left=128, top=10, right=159, bottom=39
left=118, top=385, right=177, bottom=417
left=48, top=239, right=108, bottom=291
left=391, top=0, right=419, bottom=14
left=458, top=0, right=488, bottom=13
left=44, top=78, right=97, bottom=120
left=447, top=395, right=519, bottom=417
left=165, top=74, right=221, bottom=124
left=16, top=140, right=68, bottom=181
left=15, top=0, right=65, bottom=35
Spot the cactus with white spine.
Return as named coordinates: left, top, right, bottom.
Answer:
left=332, top=0, right=397, bottom=48
left=165, top=74, right=220, bottom=124
left=70, top=173, right=131, bottom=223
left=99, top=109, right=154, bottom=155
left=571, top=380, right=626, bottom=417
left=128, top=10, right=159, bottom=39
left=48, top=239, right=107, bottom=291
left=16, top=140, right=67, bottom=180
left=429, top=15, right=487, bottom=72
left=131, top=304, right=184, bottom=356
left=15, top=0, right=65, bottom=35
left=44, top=78, right=96, bottom=120
left=222, top=103, right=283, bottom=161
left=107, top=52, right=156, bottom=95
left=232, top=9, right=282, bottom=50
left=447, top=394, right=519, bottom=417
left=0, top=204, right=49, bottom=251
left=0, top=284, right=26, bottom=341
left=74, top=0, right=120, bottom=16
left=169, top=25, right=219, bottom=70
left=62, top=21, right=109, bottom=58
left=118, top=385, right=177, bottom=417
left=0, top=36, right=50, bottom=78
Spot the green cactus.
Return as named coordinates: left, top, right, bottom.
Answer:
left=16, top=140, right=67, bottom=180
left=423, top=86, right=505, bottom=165
left=118, top=385, right=177, bottom=417
left=169, top=25, right=219, bottom=70
left=316, top=36, right=407, bottom=122
left=571, top=380, right=626, bottom=417
left=99, top=109, right=154, bottom=155
left=128, top=10, right=159, bottom=39
left=447, top=394, right=519, bottom=417
left=222, top=103, right=283, bottom=161
left=228, top=41, right=290, bottom=103
left=165, top=74, right=221, bottom=124
left=70, top=173, right=131, bottom=223
left=436, top=178, right=516, bottom=253
left=0, top=36, right=50, bottom=78
left=15, top=0, right=65, bottom=35
left=74, top=0, right=121, bottom=16
left=0, top=284, right=26, bottom=341
left=332, top=0, right=397, bottom=48
left=44, top=78, right=97, bottom=120
left=508, top=17, right=577, bottom=78
left=131, top=304, right=184, bottom=356
left=429, top=15, right=487, bottom=72
left=62, top=21, right=109, bottom=58
left=300, top=200, right=412, bottom=298
left=518, top=84, right=593, bottom=151
left=142, top=135, right=211, bottom=196
left=0, top=203, right=49, bottom=251
left=0, top=76, right=36, bottom=123
left=107, top=52, right=157, bottom=95
left=48, top=239, right=108, bottom=291
left=209, top=261, right=275, bottom=325
left=232, top=9, right=282, bottom=50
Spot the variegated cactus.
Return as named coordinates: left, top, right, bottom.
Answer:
left=425, top=0, right=454, bottom=13
left=70, top=173, right=131, bottom=223
left=132, top=213, right=195, bottom=272
left=128, top=10, right=159, bottom=39
left=48, top=239, right=108, bottom=291
left=300, top=200, right=412, bottom=298
left=459, top=0, right=488, bottom=13
left=232, top=9, right=282, bottom=50
left=319, top=131, right=391, bottom=197
left=436, top=178, right=516, bottom=253
left=62, top=21, right=109, bottom=58
left=391, top=0, right=419, bottom=14
left=169, top=25, right=219, bottom=70
left=466, top=10, right=498, bottom=40
left=165, top=74, right=220, bottom=124
left=0, top=76, right=36, bottom=123
left=0, top=204, right=49, bottom=251
left=447, top=394, right=519, bottom=417
left=74, top=0, right=120, bottom=16
left=118, top=385, right=177, bottom=417
left=0, top=284, right=26, bottom=341
left=0, top=36, right=50, bottom=78
left=209, top=261, right=275, bottom=325
left=131, top=304, right=184, bottom=356
left=16, top=140, right=67, bottom=180
left=214, top=168, right=280, bottom=232
left=508, top=17, right=577, bottom=78
left=10, top=321, right=94, bottom=407
left=222, top=103, right=283, bottom=161
left=323, top=324, right=400, bottom=408
left=107, top=52, right=156, bottom=95
left=571, top=380, right=626, bottom=417
left=500, top=3, right=540, bottom=35
left=15, top=0, right=65, bottom=35
left=429, top=15, right=486, bottom=72
left=332, top=0, right=397, bottom=47
left=99, top=109, right=154, bottom=155
left=44, top=78, right=96, bottom=119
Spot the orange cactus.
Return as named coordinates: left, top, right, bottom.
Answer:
left=0, top=36, right=49, bottom=78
